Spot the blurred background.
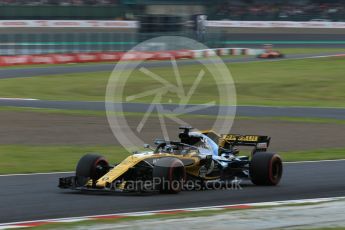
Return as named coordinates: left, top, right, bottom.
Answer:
left=0, top=0, right=344, bottom=55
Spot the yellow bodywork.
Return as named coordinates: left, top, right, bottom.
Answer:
left=95, top=152, right=203, bottom=188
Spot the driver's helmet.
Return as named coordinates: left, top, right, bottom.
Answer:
left=189, top=132, right=219, bottom=156
left=163, top=145, right=173, bottom=153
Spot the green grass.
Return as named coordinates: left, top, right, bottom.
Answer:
left=1, top=145, right=345, bottom=174
left=0, top=56, right=345, bottom=107
left=0, top=145, right=127, bottom=174
left=279, top=148, right=345, bottom=162
left=231, top=56, right=345, bottom=107
left=0, top=71, right=110, bottom=101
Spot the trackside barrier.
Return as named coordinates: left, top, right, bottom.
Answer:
left=206, top=20, right=345, bottom=28
left=0, top=48, right=263, bottom=67
left=1, top=20, right=344, bottom=29
left=0, top=55, right=31, bottom=65
left=0, top=20, right=138, bottom=28
left=30, top=54, right=55, bottom=64
left=51, top=54, right=77, bottom=64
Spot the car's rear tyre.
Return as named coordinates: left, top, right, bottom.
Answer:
left=250, top=152, right=283, bottom=186
left=75, top=153, right=109, bottom=186
left=153, top=157, right=186, bottom=194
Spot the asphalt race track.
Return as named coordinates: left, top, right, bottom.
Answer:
left=1, top=99, right=345, bottom=120
left=0, top=52, right=343, bottom=80
left=0, top=160, right=344, bottom=223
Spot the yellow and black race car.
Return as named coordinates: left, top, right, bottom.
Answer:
left=59, top=127, right=283, bottom=194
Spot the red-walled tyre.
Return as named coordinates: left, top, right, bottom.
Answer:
left=250, top=152, right=283, bottom=186
left=153, top=157, right=186, bottom=194
left=75, top=153, right=109, bottom=186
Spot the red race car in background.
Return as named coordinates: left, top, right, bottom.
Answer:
left=257, top=44, right=284, bottom=58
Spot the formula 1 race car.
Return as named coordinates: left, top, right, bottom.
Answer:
left=257, top=44, right=284, bottom=58
left=59, top=127, right=283, bottom=194
left=257, top=50, right=284, bottom=58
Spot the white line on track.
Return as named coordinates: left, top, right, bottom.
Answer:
left=285, top=158, right=345, bottom=164
left=0, top=159, right=344, bottom=177
left=236, top=104, right=345, bottom=109
left=0, top=171, right=72, bottom=177
left=0, top=98, right=38, bottom=101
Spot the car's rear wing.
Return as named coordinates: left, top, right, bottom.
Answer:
left=219, top=134, right=271, bottom=151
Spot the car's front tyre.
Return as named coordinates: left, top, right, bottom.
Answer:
left=75, top=153, right=109, bottom=186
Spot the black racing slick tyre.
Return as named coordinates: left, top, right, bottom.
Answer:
left=250, top=152, right=283, bottom=186
left=75, top=153, right=109, bottom=186
left=153, top=157, right=186, bottom=194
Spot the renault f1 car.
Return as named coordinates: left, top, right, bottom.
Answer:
left=59, top=127, right=283, bottom=194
